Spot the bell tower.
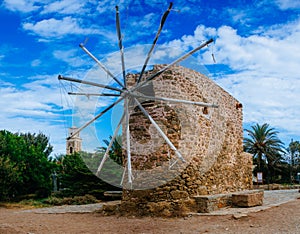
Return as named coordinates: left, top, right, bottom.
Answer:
left=66, top=127, right=82, bottom=155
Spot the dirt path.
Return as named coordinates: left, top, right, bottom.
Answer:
left=0, top=191, right=300, bottom=234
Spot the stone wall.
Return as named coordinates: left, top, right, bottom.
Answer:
left=120, top=64, right=252, bottom=216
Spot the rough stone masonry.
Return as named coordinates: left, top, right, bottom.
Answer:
left=115, top=64, right=253, bottom=216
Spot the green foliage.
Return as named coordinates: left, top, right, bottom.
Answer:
left=286, top=140, right=300, bottom=183
left=244, top=123, right=285, bottom=171
left=244, top=123, right=287, bottom=183
left=97, top=135, right=123, bottom=166
left=17, top=198, right=50, bottom=208
left=287, top=140, right=300, bottom=166
left=0, top=130, right=55, bottom=200
left=57, top=152, right=119, bottom=199
left=0, top=157, right=23, bottom=198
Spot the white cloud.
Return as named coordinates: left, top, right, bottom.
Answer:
left=41, top=0, right=87, bottom=15
left=274, top=0, right=300, bottom=10
left=225, top=8, right=254, bottom=26
left=0, top=79, right=14, bottom=87
left=96, top=0, right=125, bottom=14
left=2, top=0, right=41, bottom=13
left=31, top=59, right=41, bottom=67
left=258, top=17, right=300, bottom=39
left=131, top=13, right=157, bottom=29
left=3, top=0, right=97, bottom=15
left=1, top=77, right=61, bottom=118
left=210, top=21, right=300, bottom=141
left=53, top=49, right=90, bottom=68
left=147, top=25, right=216, bottom=61
left=0, top=75, right=71, bottom=154
left=212, top=19, right=300, bottom=77
left=23, top=17, right=88, bottom=38
left=22, top=16, right=115, bottom=41
left=159, top=17, right=300, bottom=144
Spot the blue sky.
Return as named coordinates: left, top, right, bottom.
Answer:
left=1, top=0, right=300, bottom=155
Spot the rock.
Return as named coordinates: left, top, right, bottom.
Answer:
left=170, top=190, right=189, bottom=200
left=232, top=190, right=264, bottom=207
left=233, top=213, right=247, bottom=219
left=193, top=193, right=232, bottom=213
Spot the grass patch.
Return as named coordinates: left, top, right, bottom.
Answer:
left=0, top=194, right=99, bottom=209
left=44, top=194, right=99, bottom=206
left=0, top=199, right=51, bottom=209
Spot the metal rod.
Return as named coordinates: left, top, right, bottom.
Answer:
left=116, top=6, right=126, bottom=87
left=132, top=38, right=214, bottom=92
left=120, top=166, right=126, bottom=186
left=125, top=97, right=132, bottom=185
left=96, top=111, right=125, bottom=176
left=79, top=44, right=125, bottom=88
left=66, top=96, right=125, bottom=140
left=136, top=2, right=173, bottom=84
left=131, top=93, right=218, bottom=108
left=68, top=92, right=120, bottom=97
left=58, top=75, right=124, bottom=93
left=169, top=158, right=179, bottom=169
left=133, top=97, right=185, bottom=163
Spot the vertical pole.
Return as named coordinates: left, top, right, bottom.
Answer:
left=125, top=97, right=132, bottom=186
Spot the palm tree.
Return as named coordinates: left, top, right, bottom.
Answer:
left=97, top=135, right=123, bottom=165
left=244, top=123, right=285, bottom=173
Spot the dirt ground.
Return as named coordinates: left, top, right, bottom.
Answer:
left=0, top=198, right=300, bottom=234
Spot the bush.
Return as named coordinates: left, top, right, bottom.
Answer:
left=58, top=153, right=120, bottom=199
left=44, top=194, right=99, bottom=206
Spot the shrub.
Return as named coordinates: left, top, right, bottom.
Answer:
left=44, top=194, right=99, bottom=206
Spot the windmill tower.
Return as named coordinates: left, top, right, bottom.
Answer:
left=66, top=127, right=82, bottom=155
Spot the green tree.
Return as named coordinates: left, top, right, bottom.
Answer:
left=19, top=132, right=54, bottom=196
left=0, top=157, right=23, bottom=199
left=244, top=123, right=285, bottom=182
left=287, top=140, right=300, bottom=166
left=57, top=152, right=119, bottom=199
left=286, top=140, right=300, bottom=183
left=0, top=130, right=55, bottom=200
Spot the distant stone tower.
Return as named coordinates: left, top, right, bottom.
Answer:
left=66, top=127, right=82, bottom=155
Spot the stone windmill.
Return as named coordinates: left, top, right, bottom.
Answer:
left=59, top=3, right=255, bottom=216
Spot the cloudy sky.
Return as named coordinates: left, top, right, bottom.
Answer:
left=1, top=0, right=300, bottom=155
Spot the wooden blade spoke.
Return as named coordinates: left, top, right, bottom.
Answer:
left=116, top=6, right=127, bottom=87
left=79, top=44, right=124, bottom=88
left=58, top=75, right=124, bottom=93
left=133, top=97, right=185, bottom=163
left=131, top=93, right=218, bottom=108
left=66, top=96, right=125, bottom=140
left=132, top=38, right=214, bottom=92
left=136, top=2, right=173, bottom=84
left=96, top=110, right=125, bottom=176
left=68, top=92, right=120, bottom=97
